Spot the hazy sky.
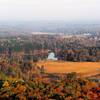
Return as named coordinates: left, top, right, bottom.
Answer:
left=0, top=0, right=100, bottom=22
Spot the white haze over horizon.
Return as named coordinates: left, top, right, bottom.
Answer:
left=0, top=0, right=100, bottom=22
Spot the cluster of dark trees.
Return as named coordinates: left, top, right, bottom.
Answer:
left=57, top=47, right=100, bottom=62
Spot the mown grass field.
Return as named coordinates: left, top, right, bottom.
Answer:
left=37, top=60, right=100, bottom=76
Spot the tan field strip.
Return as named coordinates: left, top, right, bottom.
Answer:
left=37, top=60, right=100, bottom=76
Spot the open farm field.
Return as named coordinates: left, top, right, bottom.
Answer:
left=38, top=61, right=100, bottom=76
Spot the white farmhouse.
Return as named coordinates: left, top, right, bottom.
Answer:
left=47, top=52, right=58, bottom=60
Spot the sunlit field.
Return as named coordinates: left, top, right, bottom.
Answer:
left=38, top=60, right=100, bottom=76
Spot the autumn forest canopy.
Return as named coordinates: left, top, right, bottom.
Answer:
left=0, top=0, right=100, bottom=99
